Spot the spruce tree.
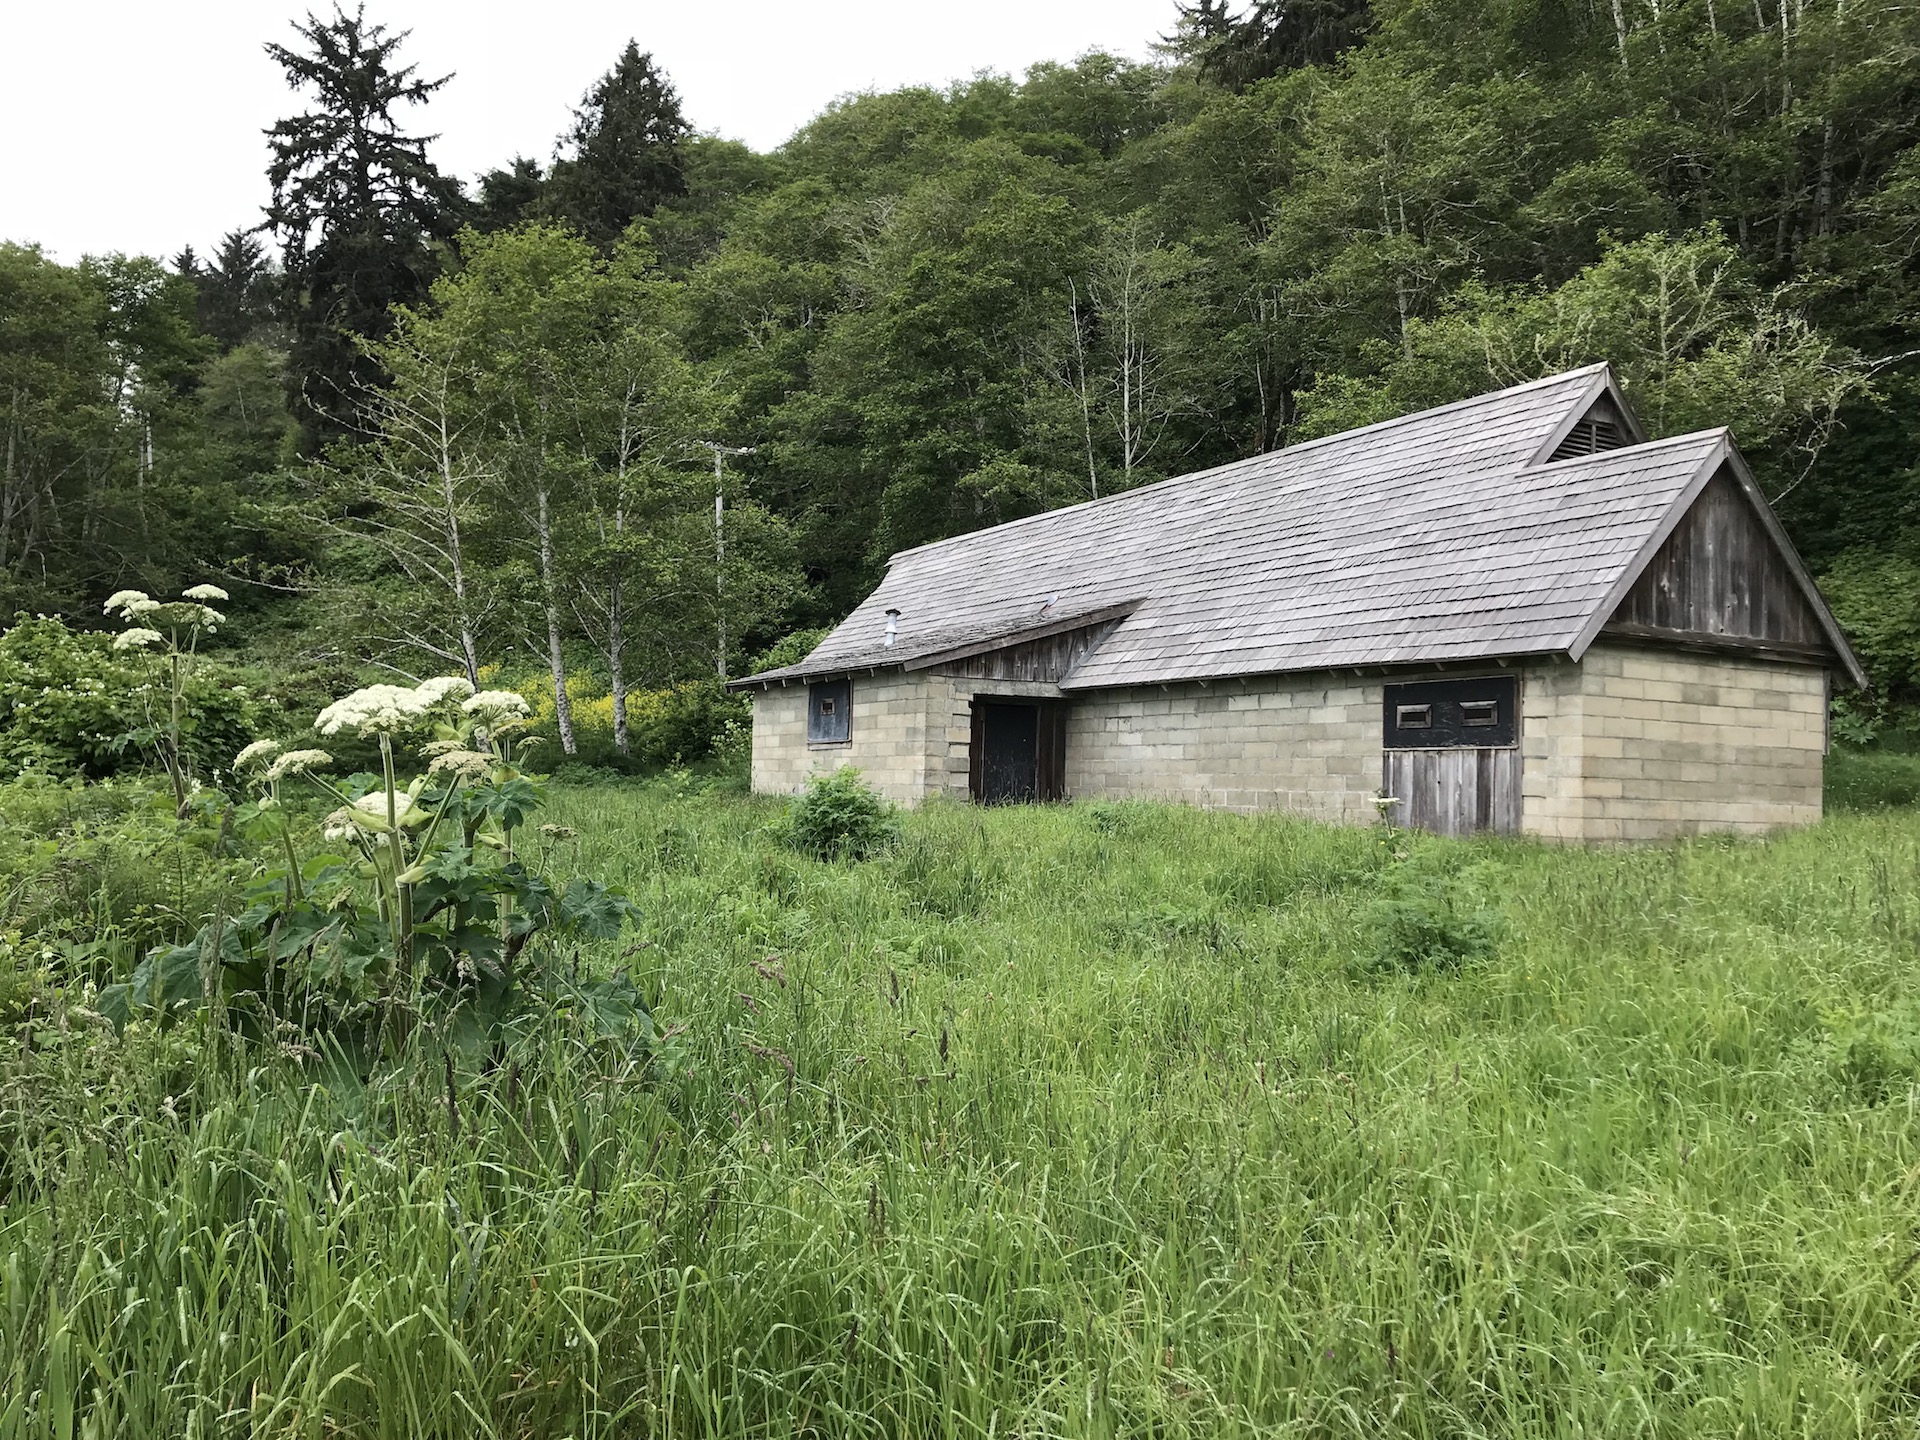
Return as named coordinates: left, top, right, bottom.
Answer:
left=262, top=5, right=464, bottom=444
left=547, top=42, right=690, bottom=247
left=195, top=230, right=278, bottom=349
left=474, top=157, right=548, bottom=232
left=1172, top=0, right=1370, bottom=87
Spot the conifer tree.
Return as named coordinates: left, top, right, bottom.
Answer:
left=474, top=157, right=548, bottom=233
left=196, top=230, right=279, bottom=349
left=1172, top=0, right=1370, bottom=87
left=546, top=42, right=690, bottom=248
left=262, top=5, right=464, bottom=444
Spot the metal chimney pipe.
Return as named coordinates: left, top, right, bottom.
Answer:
left=884, top=608, right=900, bottom=646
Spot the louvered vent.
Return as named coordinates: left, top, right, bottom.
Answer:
left=1548, top=395, right=1631, bottom=461
left=1550, top=416, right=1625, bottom=461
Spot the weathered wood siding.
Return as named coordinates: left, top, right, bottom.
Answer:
left=1606, top=467, right=1827, bottom=654
left=934, top=619, right=1122, bottom=683
left=1384, top=748, right=1522, bottom=837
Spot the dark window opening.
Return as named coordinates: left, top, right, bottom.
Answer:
left=1384, top=676, right=1518, bottom=749
left=808, top=679, right=851, bottom=744
left=969, top=699, right=1067, bottom=803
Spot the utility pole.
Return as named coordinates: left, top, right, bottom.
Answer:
left=691, top=440, right=755, bottom=681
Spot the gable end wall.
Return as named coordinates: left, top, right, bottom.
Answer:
left=1521, top=643, right=1824, bottom=841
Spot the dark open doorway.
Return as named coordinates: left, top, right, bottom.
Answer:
left=968, top=699, right=1067, bottom=803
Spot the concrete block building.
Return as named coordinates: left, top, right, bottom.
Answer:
left=733, top=365, right=1863, bottom=840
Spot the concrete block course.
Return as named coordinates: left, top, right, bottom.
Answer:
left=1519, top=644, right=1824, bottom=840
left=751, top=641, right=1828, bottom=840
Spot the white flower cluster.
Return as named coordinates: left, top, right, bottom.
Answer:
left=104, top=590, right=157, bottom=620
left=322, top=790, right=419, bottom=841
left=103, top=588, right=224, bottom=635
left=234, top=739, right=281, bottom=771
left=313, top=676, right=474, bottom=738
left=463, top=689, right=531, bottom=724
left=113, top=628, right=164, bottom=651
left=427, top=748, right=495, bottom=780
left=266, top=748, right=332, bottom=781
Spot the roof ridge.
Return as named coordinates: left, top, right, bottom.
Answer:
left=883, top=364, right=1612, bottom=566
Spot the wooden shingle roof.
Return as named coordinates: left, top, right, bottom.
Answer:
left=741, top=365, right=1864, bottom=691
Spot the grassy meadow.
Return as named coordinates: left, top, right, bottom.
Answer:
left=5, top=773, right=1920, bottom=1437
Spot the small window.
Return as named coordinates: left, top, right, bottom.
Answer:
left=1460, top=699, right=1499, bottom=727
left=1383, top=676, right=1518, bottom=749
left=808, top=679, right=851, bottom=744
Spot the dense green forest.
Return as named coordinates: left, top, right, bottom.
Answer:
left=6, top=0, right=1920, bottom=751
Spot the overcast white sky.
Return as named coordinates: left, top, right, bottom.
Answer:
left=0, top=0, right=1182, bottom=263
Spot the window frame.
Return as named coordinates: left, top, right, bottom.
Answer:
left=807, top=678, right=853, bottom=746
left=1382, top=675, right=1518, bottom=749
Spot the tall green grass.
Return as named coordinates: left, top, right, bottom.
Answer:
left=5, top=784, right=1920, bottom=1437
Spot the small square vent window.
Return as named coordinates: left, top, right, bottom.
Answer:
left=808, top=679, right=852, bottom=744
left=1460, top=699, right=1499, bottom=727
left=1396, top=703, right=1432, bottom=729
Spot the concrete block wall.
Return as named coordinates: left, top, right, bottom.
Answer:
left=748, top=671, right=953, bottom=804
left=751, top=645, right=1827, bottom=840
left=1064, top=674, right=1383, bottom=822
left=1521, top=644, right=1825, bottom=841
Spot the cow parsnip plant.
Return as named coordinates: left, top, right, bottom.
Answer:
left=100, top=585, right=231, bottom=815
left=99, top=675, right=649, bottom=1050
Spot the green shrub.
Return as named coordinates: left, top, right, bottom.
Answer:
left=0, top=774, right=244, bottom=977
left=1821, top=551, right=1920, bottom=707
left=1365, top=869, right=1504, bottom=974
left=1819, top=1003, right=1920, bottom=1104
left=778, top=767, right=900, bottom=862
left=528, top=678, right=749, bottom=770
left=0, top=615, right=265, bottom=781
left=749, top=627, right=830, bottom=676
left=632, top=681, right=749, bottom=767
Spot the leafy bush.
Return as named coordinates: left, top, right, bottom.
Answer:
left=0, top=775, right=244, bottom=976
left=1819, top=1003, right=1920, bottom=1104
left=1821, top=552, right=1920, bottom=709
left=749, top=627, right=830, bottom=676
left=1365, top=869, right=1505, bottom=974
left=0, top=615, right=264, bottom=781
left=779, top=767, right=900, bottom=862
left=521, top=674, right=750, bottom=769
left=631, top=681, right=749, bottom=766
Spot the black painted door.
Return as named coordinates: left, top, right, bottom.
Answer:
left=975, top=701, right=1038, bottom=803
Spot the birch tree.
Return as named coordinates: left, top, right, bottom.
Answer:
left=349, top=299, right=499, bottom=683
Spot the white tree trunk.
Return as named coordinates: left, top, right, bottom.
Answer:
left=536, top=484, right=576, bottom=755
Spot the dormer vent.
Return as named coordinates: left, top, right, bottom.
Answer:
left=1549, top=394, right=1630, bottom=461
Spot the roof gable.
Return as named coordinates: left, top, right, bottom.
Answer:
left=1570, top=442, right=1866, bottom=687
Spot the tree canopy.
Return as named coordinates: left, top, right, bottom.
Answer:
left=9, top=0, right=1920, bottom=728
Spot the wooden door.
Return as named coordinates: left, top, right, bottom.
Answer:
left=1382, top=748, right=1521, bottom=837
left=969, top=700, right=1068, bottom=804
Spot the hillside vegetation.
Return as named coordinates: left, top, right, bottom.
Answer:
left=6, top=777, right=1920, bottom=1436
